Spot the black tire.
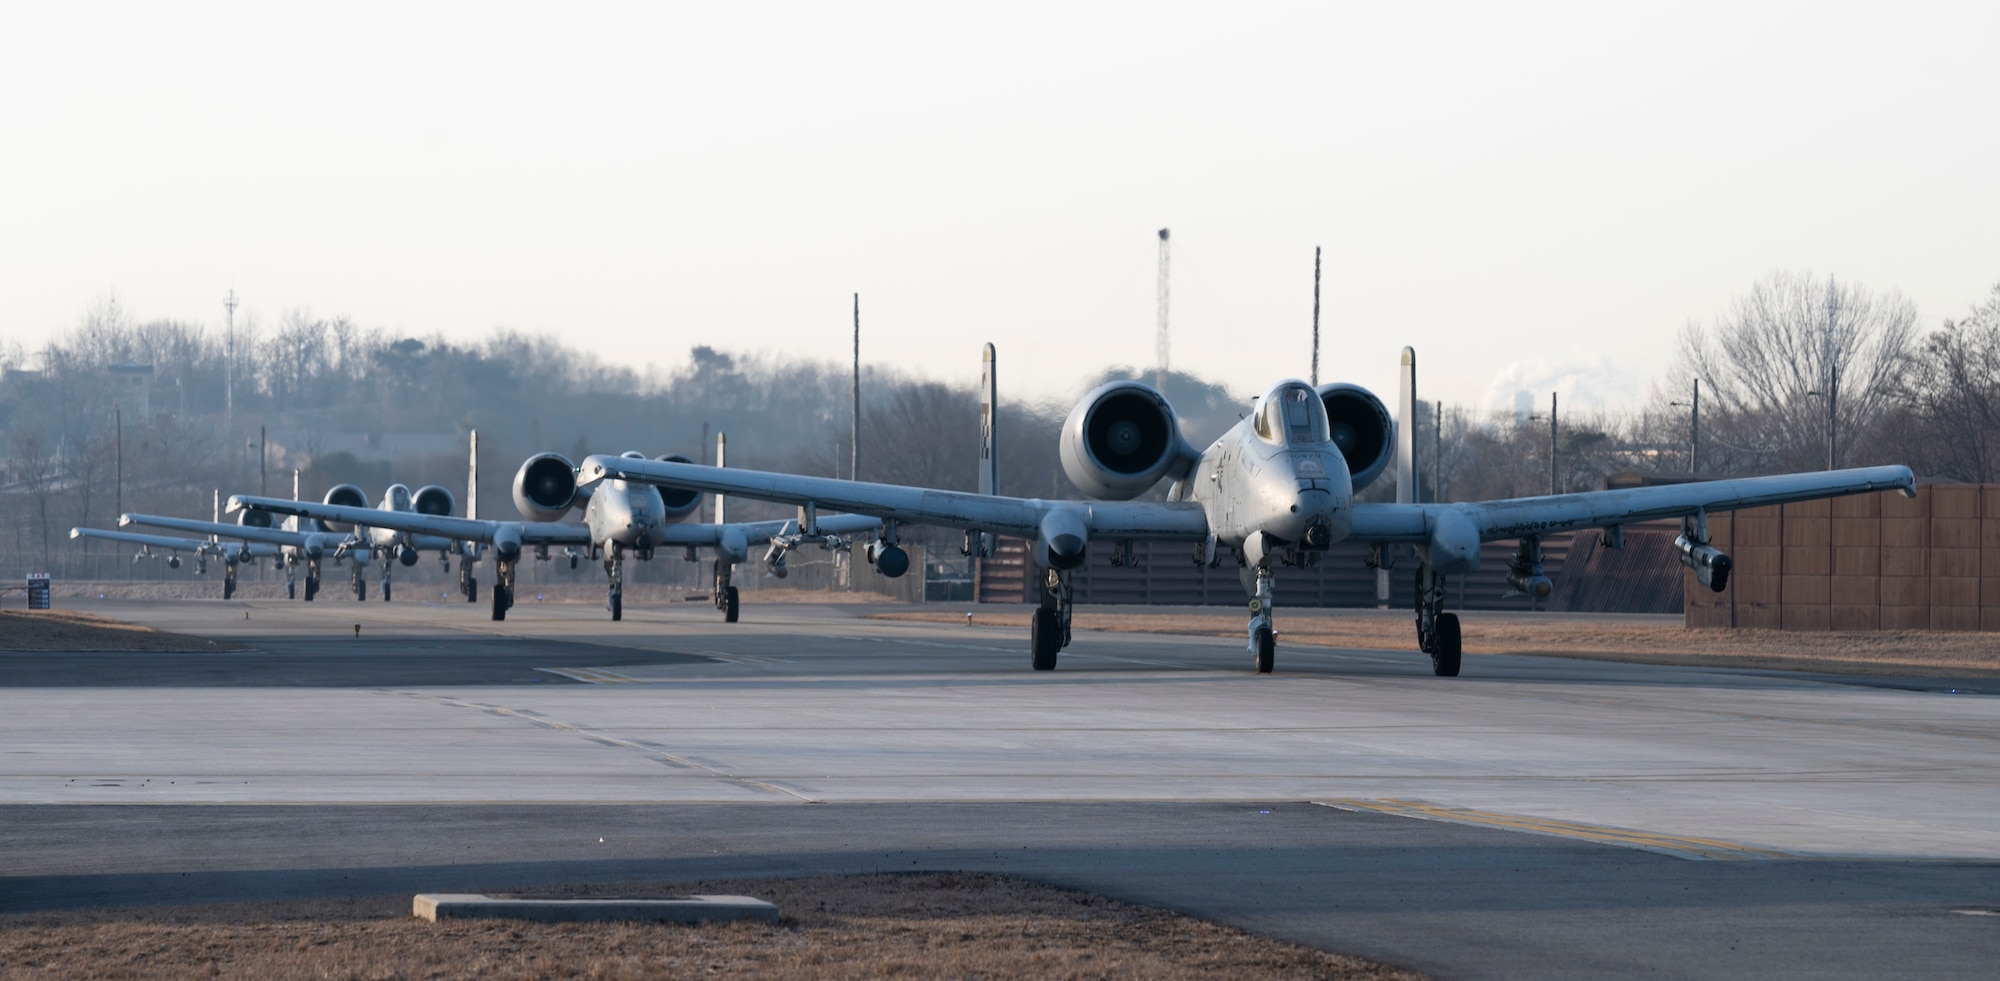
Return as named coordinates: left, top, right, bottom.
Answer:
left=723, top=586, right=740, bottom=623
left=491, top=584, right=509, bottom=621
left=382, top=581, right=392, bottom=603
left=1030, top=608, right=1059, bottom=671
left=223, top=579, right=235, bottom=601
left=355, top=578, right=367, bottom=602
left=305, top=578, right=318, bottom=602
left=1431, top=613, right=1462, bottom=677
left=466, top=579, right=478, bottom=603
left=1255, top=626, right=1275, bottom=674
left=609, top=591, right=623, bottom=621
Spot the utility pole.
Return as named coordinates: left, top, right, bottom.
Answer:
left=258, top=424, right=267, bottom=496
left=1310, top=246, right=1321, bottom=387
left=1673, top=379, right=1702, bottom=473
left=1155, top=228, right=1170, bottom=392
left=851, top=293, right=860, bottom=482
left=1434, top=399, right=1443, bottom=503
left=1549, top=392, right=1559, bottom=495
left=1823, top=278, right=1840, bottom=471
left=114, top=404, right=122, bottom=518
left=223, top=289, right=238, bottom=442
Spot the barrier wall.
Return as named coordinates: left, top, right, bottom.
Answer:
left=1684, top=484, right=2000, bottom=631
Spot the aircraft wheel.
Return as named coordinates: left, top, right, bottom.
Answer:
left=286, top=581, right=296, bottom=600
left=467, top=580, right=478, bottom=603
left=1431, top=613, right=1462, bottom=677
left=1254, top=626, right=1275, bottom=674
left=491, top=584, right=509, bottom=621
left=305, top=578, right=318, bottom=602
left=609, top=591, right=623, bottom=621
left=723, top=586, right=740, bottom=623
left=1030, top=608, right=1059, bottom=671
left=383, top=581, right=393, bottom=603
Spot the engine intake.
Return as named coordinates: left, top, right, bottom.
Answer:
left=1316, top=383, right=1394, bottom=491
left=513, top=453, right=580, bottom=522
left=315, top=484, right=368, bottom=533
left=1059, top=380, right=1190, bottom=500
left=652, top=454, right=701, bottom=520
left=413, top=485, right=455, bottom=517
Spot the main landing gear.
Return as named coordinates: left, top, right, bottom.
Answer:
left=303, top=557, right=320, bottom=603
left=605, top=552, right=624, bottom=621
left=1415, top=563, right=1462, bottom=677
left=351, top=561, right=368, bottom=602
left=713, top=561, right=739, bottom=623
left=1030, top=568, right=1072, bottom=670
left=222, top=557, right=238, bottom=600
left=491, top=558, right=516, bottom=621
left=458, top=556, right=478, bottom=603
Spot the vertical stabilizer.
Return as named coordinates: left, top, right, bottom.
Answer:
left=715, top=431, right=727, bottom=526
left=213, top=489, right=221, bottom=524
left=466, top=430, right=479, bottom=521
left=1396, top=347, right=1417, bottom=504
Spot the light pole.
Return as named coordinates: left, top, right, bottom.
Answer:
left=1670, top=379, right=1701, bottom=473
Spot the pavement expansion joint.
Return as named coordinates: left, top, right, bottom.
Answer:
left=1315, top=798, right=1804, bottom=861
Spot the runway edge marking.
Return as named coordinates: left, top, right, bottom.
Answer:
left=1314, top=798, right=1802, bottom=861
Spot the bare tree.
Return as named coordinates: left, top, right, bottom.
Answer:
left=1889, top=282, right=2000, bottom=481
left=1663, top=271, right=1916, bottom=473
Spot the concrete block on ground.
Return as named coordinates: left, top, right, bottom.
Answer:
left=1734, top=546, right=1781, bottom=577
left=1932, top=606, right=1981, bottom=632
left=1831, top=517, right=1880, bottom=548
left=413, top=894, right=779, bottom=924
left=1983, top=576, right=2000, bottom=607
left=1882, top=516, right=1928, bottom=546
left=1737, top=603, right=1781, bottom=630
left=1932, top=485, right=1981, bottom=519
left=1881, top=605, right=1930, bottom=630
left=1984, top=606, right=2000, bottom=631
left=1882, top=485, right=1928, bottom=518
left=1830, top=605, right=1879, bottom=631
left=1782, top=604, right=1830, bottom=631
left=1734, top=513, right=1780, bottom=547
left=1833, top=493, right=1881, bottom=519
left=1930, top=548, right=1981, bottom=579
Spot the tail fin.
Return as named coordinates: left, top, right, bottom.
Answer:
left=714, top=431, right=727, bottom=525
left=1396, top=346, right=1417, bottom=504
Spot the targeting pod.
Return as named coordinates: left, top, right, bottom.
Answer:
left=1674, top=534, right=1733, bottom=592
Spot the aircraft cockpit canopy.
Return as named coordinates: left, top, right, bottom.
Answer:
left=387, top=484, right=411, bottom=510
left=1254, top=383, right=1331, bottom=446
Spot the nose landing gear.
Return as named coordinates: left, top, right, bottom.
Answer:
left=1416, top=564, right=1461, bottom=677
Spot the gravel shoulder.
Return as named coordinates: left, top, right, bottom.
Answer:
left=0, top=873, right=1420, bottom=981
left=0, top=609, right=246, bottom=652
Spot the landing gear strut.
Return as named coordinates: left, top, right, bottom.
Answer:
left=458, top=556, right=478, bottom=603
left=304, top=557, right=320, bottom=603
left=285, top=559, right=297, bottom=600
left=491, top=558, right=515, bottom=621
left=1248, top=563, right=1276, bottom=674
left=223, top=558, right=237, bottom=600
left=352, top=561, right=367, bottom=602
left=1416, top=564, right=1461, bottom=677
left=1030, top=568, right=1072, bottom=670
left=605, top=552, right=624, bottom=621
left=713, top=561, right=739, bottom=623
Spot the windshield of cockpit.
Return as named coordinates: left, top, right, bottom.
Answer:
left=1254, top=385, right=1330, bottom=445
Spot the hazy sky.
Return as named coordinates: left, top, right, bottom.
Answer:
left=3, top=2, right=1995, bottom=414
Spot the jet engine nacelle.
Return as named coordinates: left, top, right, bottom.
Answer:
left=316, top=484, right=368, bottom=533
left=1059, top=380, right=1194, bottom=500
left=513, top=453, right=581, bottom=521
left=1316, top=383, right=1394, bottom=491
left=652, top=454, right=702, bottom=521
left=237, top=507, right=277, bottom=529
left=412, top=485, right=455, bottom=517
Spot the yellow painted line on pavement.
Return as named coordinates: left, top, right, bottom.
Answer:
left=1316, top=798, right=1800, bottom=861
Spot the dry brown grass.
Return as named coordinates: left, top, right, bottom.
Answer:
left=0, top=609, right=245, bottom=652
left=0, top=873, right=1419, bottom=981
left=871, top=610, right=2000, bottom=677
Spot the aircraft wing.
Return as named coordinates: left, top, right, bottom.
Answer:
left=578, top=456, right=1210, bottom=540
left=1347, top=465, right=1917, bottom=543
left=71, top=527, right=280, bottom=558
left=120, top=513, right=343, bottom=551
left=226, top=495, right=592, bottom=547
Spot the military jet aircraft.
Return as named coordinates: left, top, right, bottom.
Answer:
left=228, top=434, right=881, bottom=622
left=67, top=526, right=279, bottom=589
left=578, top=346, right=1914, bottom=676
left=118, top=508, right=377, bottom=600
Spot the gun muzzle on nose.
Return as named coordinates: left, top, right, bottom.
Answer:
left=1302, top=521, right=1332, bottom=549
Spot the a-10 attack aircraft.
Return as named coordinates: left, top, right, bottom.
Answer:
left=74, top=488, right=377, bottom=600
left=580, top=346, right=1916, bottom=676
left=229, top=432, right=881, bottom=622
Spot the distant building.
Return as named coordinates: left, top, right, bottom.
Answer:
left=1513, top=390, right=1534, bottom=424
left=106, top=362, right=154, bottom=417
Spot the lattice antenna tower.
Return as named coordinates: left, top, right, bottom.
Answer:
left=223, top=289, right=238, bottom=437
left=1155, top=228, right=1170, bottom=392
